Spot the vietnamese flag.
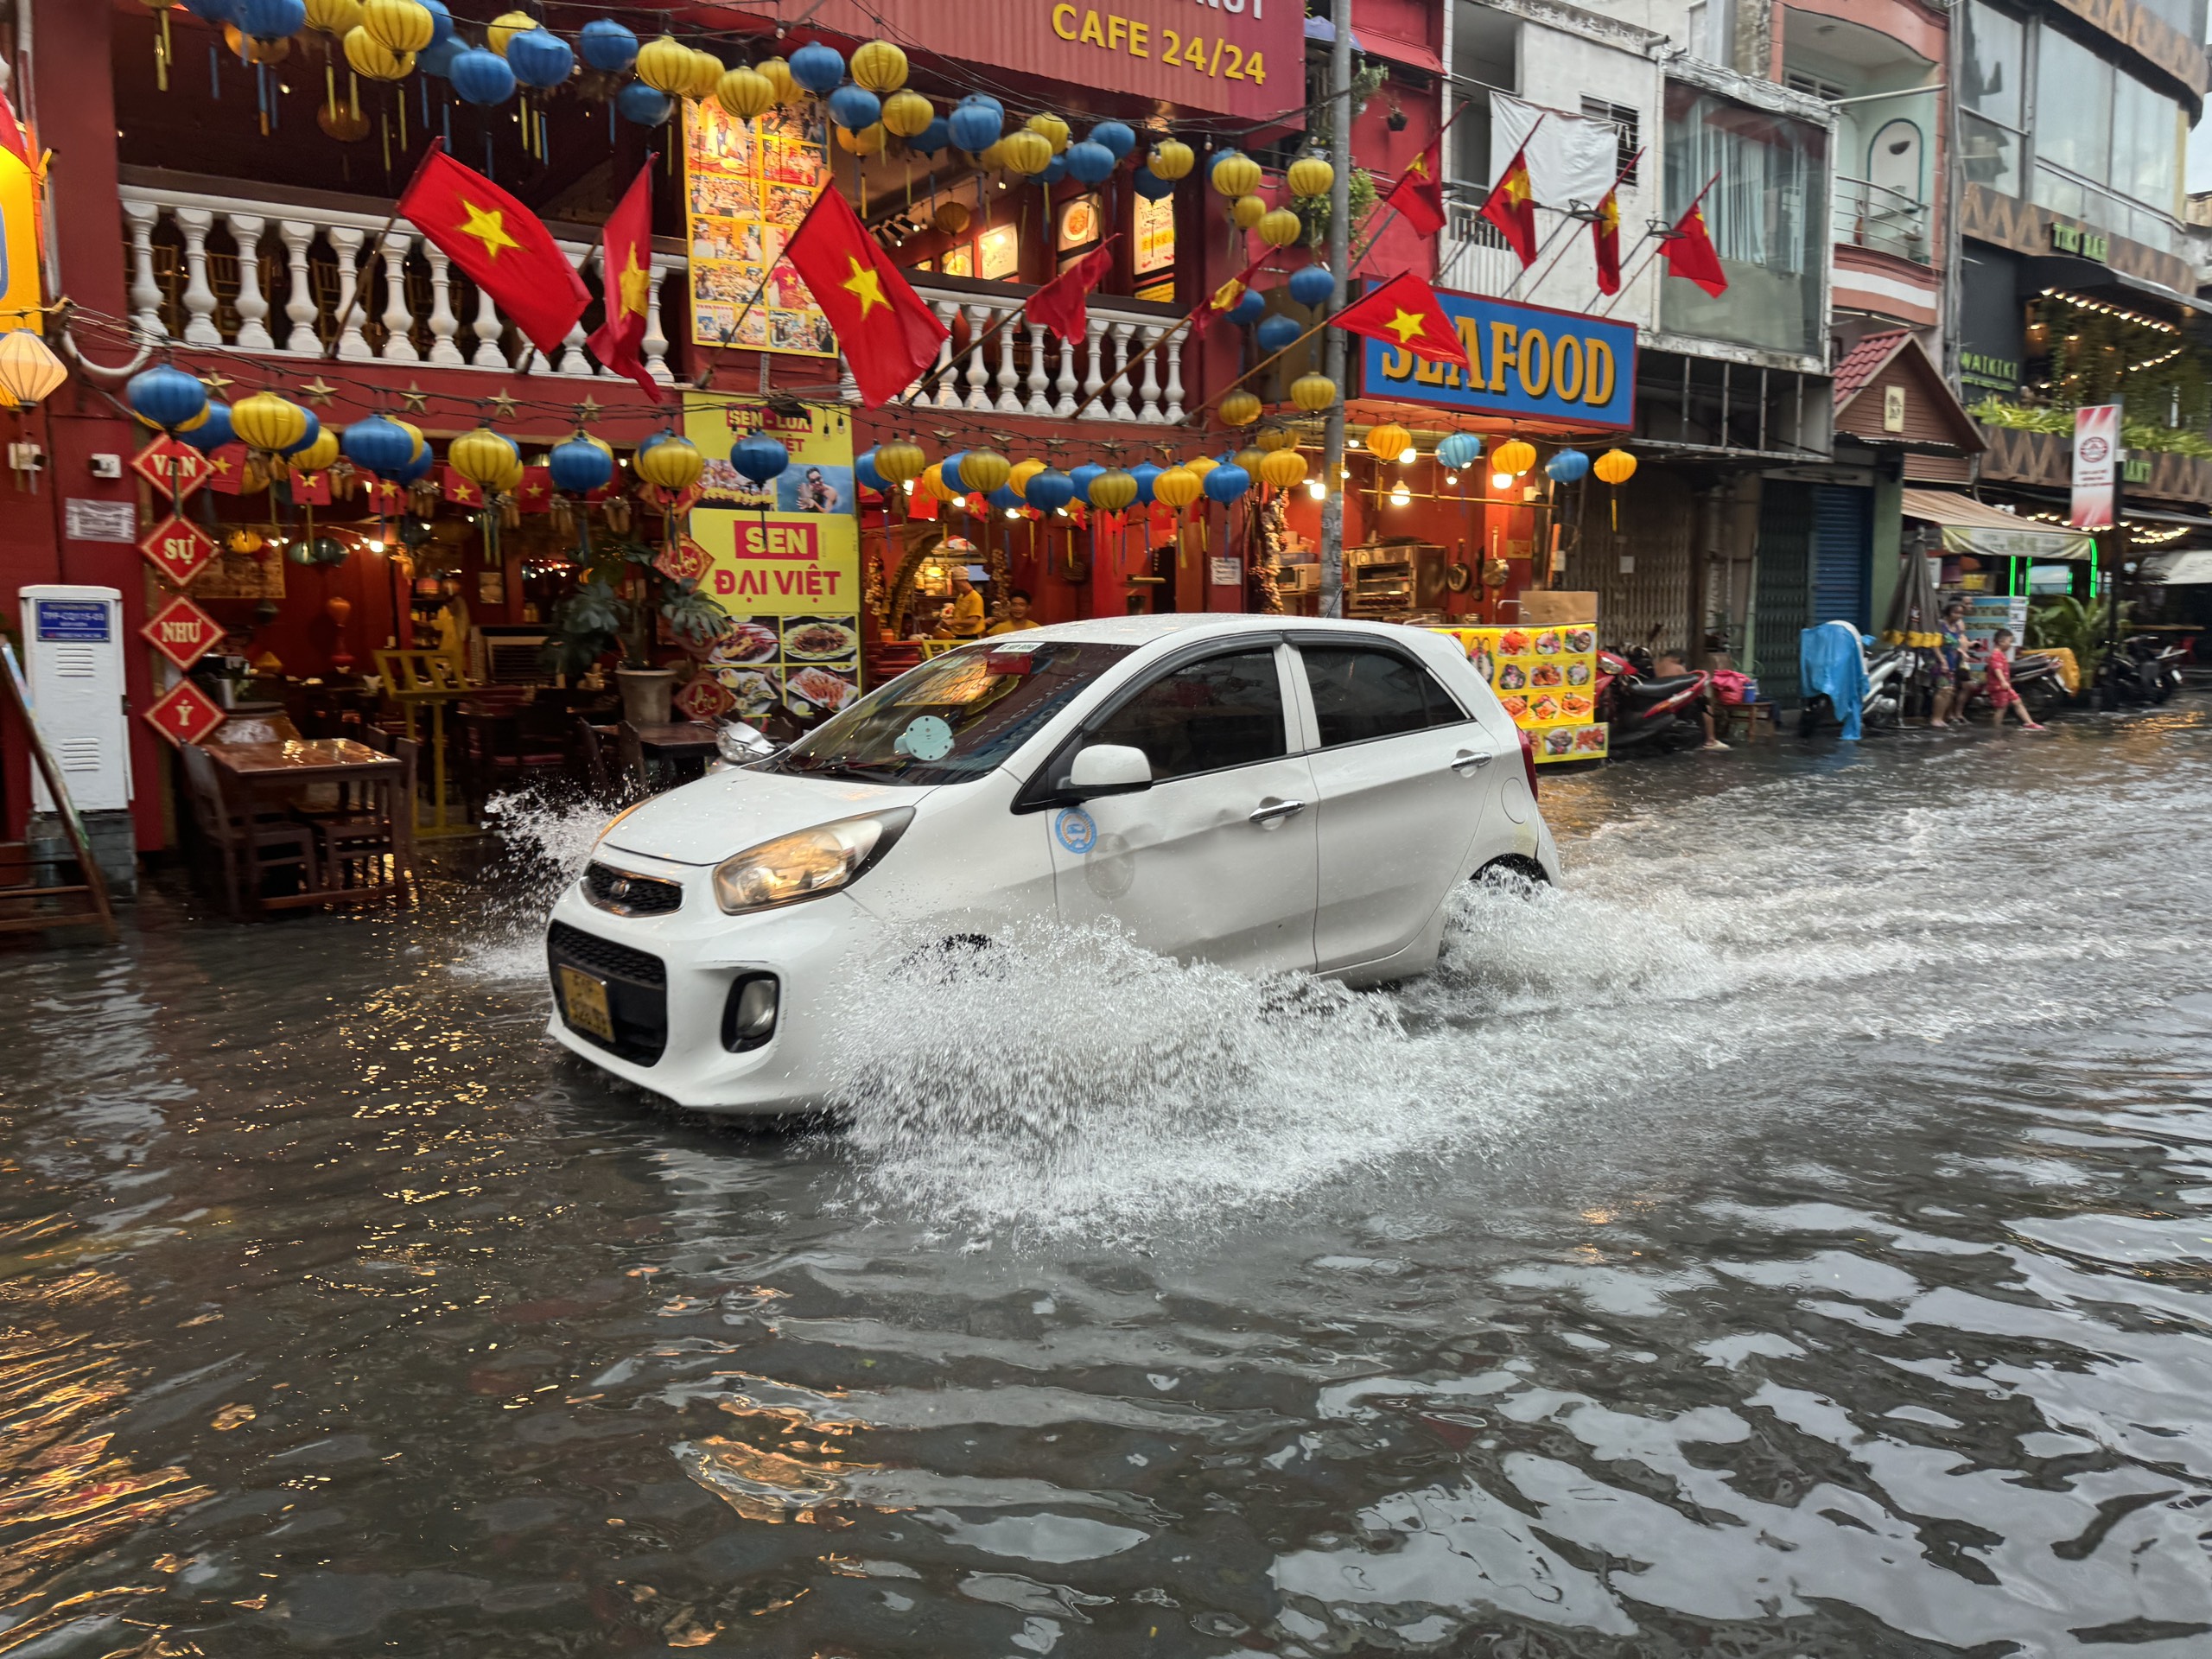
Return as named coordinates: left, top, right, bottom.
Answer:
left=1481, top=143, right=1540, bottom=266
left=289, top=467, right=331, bottom=505
left=782, top=181, right=948, bottom=407
left=586, top=158, right=663, bottom=402
left=1329, top=272, right=1471, bottom=371
left=1027, top=233, right=1119, bottom=345
left=517, top=466, right=553, bottom=513
left=1662, top=198, right=1729, bottom=297
left=397, top=138, right=591, bottom=358
left=1592, top=188, right=1624, bottom=296
left=442, top=467, right=483, bottom=508
left=1381, top=149, right=1446, bottom=239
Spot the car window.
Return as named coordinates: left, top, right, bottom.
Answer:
left=770, top=639, right=1134, bottom=785
left=1088, top=649, right=1287, bottom=782
left=1300, top=645, right=1467, bottom=747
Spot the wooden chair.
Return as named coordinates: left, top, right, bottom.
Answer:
left=457, top=703, right=569, bottom=817
left=179, top=743, right=317, bottom=918
left=573, top=716, right=620, bottom=798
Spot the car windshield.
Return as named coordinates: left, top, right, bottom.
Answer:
left=766, top=639, right=1134, bottom=785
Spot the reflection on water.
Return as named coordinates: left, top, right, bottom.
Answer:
left=2, top=709, right=2209, bottom=1654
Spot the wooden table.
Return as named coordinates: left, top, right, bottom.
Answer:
left=621, top=721, right=720, bottom=791
left=209, top=739, right=408, bottom=908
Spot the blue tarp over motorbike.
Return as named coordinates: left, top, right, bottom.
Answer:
left=1800, top=621, right=1870, bottom=741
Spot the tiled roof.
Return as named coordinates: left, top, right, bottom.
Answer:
left=1832, top=329, right=1912, bottom=407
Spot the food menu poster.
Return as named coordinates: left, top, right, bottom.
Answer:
left=687, top=393, right=862, bottom=728
left=1432, top=626, right=1608, bottom=762
left=684, top=94, right=836, bottom=357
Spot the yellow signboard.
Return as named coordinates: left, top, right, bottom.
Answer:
left=1431, top=625, right=1608, bottom=762
left=0, top=126, right=44, bottom=334
left=683, top=95, right=833, bottom=356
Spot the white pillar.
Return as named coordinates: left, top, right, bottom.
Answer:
left=643, top=257, right=676, bottom=384
left=380, top=231, right=420, bottom=362
left=175, top=207, right=221, bottom=346
left=279, top=219, right=320, bottom=353
left=1108, top=320, right=1136, bottom=423
left=1054, top=328, right=1077, bottom=416
left=1078, top=315, right=1106, bottom=419
left=423, top=244, right=466, bottom=365
left=994, top=304, right=1022, bottom=413
left=468, top=266, right=505, bottom=367
left=124, top=200, right=167, bottom=342
left=1136, top=324, right=1163, bottom=423
left=1025, top=321, right=1051, bottom=416
left=327, top=226, right=373, bottom=360
left=932, top=301, right=962, bottom=409
left=963, top=303, right=993, bottom=410
left=228, top=213, right=274, bottom=351
left=1162, top=319, right=1187, bottom=423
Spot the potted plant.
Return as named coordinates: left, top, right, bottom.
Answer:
left=544, top=539, right=728, bottom=726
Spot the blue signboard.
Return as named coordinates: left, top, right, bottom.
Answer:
left=35, top=601, right=111, bottom=642
left=1357, top=287, right=1637, bottom=429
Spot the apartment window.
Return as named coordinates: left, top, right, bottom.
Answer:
left=1783, top=71, right=1846, bottom=104
left=1961, top=0, right=2024, bottom=195
left=1580, top=98, right=1640, bottom=186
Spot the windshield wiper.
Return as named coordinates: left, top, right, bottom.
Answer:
left=787, top=757, right=907, bottom=783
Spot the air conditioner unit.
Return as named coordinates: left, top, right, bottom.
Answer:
left=476, top=626, right=550, bottom=686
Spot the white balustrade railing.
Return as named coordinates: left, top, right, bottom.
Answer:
left=906, top=281, right=1187, bottom=423
left=1438, top=201, right=1521, bottom=301
left=118, top=178, right=679, bottom=384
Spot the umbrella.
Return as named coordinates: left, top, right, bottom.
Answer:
left=1883, top=534, right=1944, bottom=646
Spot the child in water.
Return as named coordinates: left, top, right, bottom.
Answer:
left=1983, top=628, right=2046, bottom=731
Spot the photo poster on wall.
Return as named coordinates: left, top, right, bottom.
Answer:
left=685, top=394, right=862, bottom=729
left=684, top=94, right=836, bottom=357
left=1432, top=625, right=1608, bottom=761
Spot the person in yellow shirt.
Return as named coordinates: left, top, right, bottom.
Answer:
left=986, top=590, right=1040, bottom=635
left=932, top=568, right=987, bottom=639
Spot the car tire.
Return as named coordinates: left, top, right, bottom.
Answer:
left=1473, top=855, right=1548, bottom=893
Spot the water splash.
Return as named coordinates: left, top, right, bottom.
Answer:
left=454, top=790, right=617, bottom=983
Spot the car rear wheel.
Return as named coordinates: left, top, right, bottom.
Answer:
left=1473, top=855, right=1549, bottom=893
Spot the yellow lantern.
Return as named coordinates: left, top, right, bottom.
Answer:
left=231, top=391, right=309, bottom=456
left=715, top=67, right=775, bottom=120
left=757, top=57, right=797, bottom=104
left=223, top=24, right=289, bottom=63
left=291, top=428, right=340, bottom=474
left=919, top=461, right=957, bottom=503
left=1211, top=150, right=1262, bottom=197
left=1088, top=469, right=1138, bottom=512
left=1231, top=194, right=1267, bottom=231
left=836, top=124, right=886, bottom=156
left=1258, top=449, right=1308, bottom=490
left=1184, top=454, right=1218, bottom=487
left=633, top=434, right=704, bottom=493
left=1149, top=139, right=1194, bottom=181
left=1290, top=373, right=1338, bottom=413
left=1026, top=112, right=1070, bottom=154
left=395, top=419, right=428, bottom=464
left=1007, top=457, right=1046, bottom=496
left=1257, top=207, right=1302, bottom=248
left=636, top=35, right=694, bottom=94
left=343, top=26, right=413, bottom=80
left=1494, top=438, right=1537, bottom=476
left=304, top=0, right=363, bottom=37
left=1235, top=446, right=1268, bottom=476
left=1153, top=466, right=1202, bottom=511
left=849, top=39, right=908, bottom=92
left=978, top=139, right=1008, bottom=172
left=880, top=88, right=933, bottom=138
left=683, top=49, right=724, bottom=99
left=486, top=9, right=536, bottom=54
left=450, top=425, right=520, bottom=491
left=875, top=441, right=926, bottom=486
left=1593, top=448, right=1638, bottom=486
left=1286, top=155, right=1333, bottom=199
left=957, top=449, right=1011, bottom=495
left=932, top=200, right=971, bottom=235
left=0, top=332, right=68, bottom=410
left=1001, top=129, right=1053, bottom=175
left=360, top=0, right=433, bottom=53
left=1365, top=423, right=1412, bottom=462
left=1255, top=425, right=1298, bottom=453
left=1219, top=389, right=1262, bottom=428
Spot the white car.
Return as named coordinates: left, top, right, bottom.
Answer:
left=546, top=614, right=1560, bottom=1113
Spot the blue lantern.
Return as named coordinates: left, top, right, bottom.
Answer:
left=734, top=434, right=790, bottom=486
left=127, top=365, right=208, bottom=432
left=1546, top=448, right=1592, bottom=483
left=1039, top=154, right=1067, bottom=186
left=913, top=117, right=952, bottom=156
left=577, top=17, right=639, bottom=73
left=341, top=415, right=413, bottom=478
left=233, top=0, right=304, bottom=41
left=988, top=485, right=1023, bottom=510
left=419, top=0, right=453, bottom=46
left=1226, top=289, right=1265, bottom=327
left=615, top=82, right=673, bottom=125
left=788, top=41, right=844, bottom=95
left=449, top=48, right=517, bottom=107
left=1063, top=140, right=1116, bottom=184
left=417, top=38, right=461, bottom=76
left=828, top=84, right=880, bottom=130
left=181, top=403, right=234, bottom=454
left=1204, top=462, right=1250, bottom=504
left=1436, top=432, right=1484, bottom=470
left=1088, top=120, right=1135, bottom=159
left=962, top=93, right=1005, bottom=120
left=1133, top=167, right=1175, bottom=201
left=506, top=29, right=574, bottom=90
left=1068, top=462, right=1105, bottom=505
left=948, top=100, right=1001, bottom=153
left=181, top=0, right=238, bottom=22
left=1288, top=264, right=1335, bottom=307
left=1255, top=314, right=1302, bottom=354
left=396, top=446, right=435, bottom=486
left=549, top=438, right=613, bottom=495
left=281, top=410, right=322, bottom=458
left=855, top=448, right=888, bottom=493
left=940, top=451, right=971, bottom=493
left=1129, top=461, right=1161, bottom=506
left=1024, top=468, right=1075, bottom=512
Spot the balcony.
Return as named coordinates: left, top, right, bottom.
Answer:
left=1438, top=200, right=1520, bottom=302
left=1833, top=175, right=1929, bottom=264
left=903, top=278, right=1190, bottom=423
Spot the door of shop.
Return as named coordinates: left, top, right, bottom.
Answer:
left=1810, top=485, right=1872, bottom=631
left=1753, top=481, right=1813, bottom=705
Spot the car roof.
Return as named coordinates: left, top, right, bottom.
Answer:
left=1015, top=613, right=1449, bottom=650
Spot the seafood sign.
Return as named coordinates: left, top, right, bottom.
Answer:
left=1429, top=625, right=1607, bottom=762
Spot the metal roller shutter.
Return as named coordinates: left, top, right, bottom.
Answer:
left=1809, top=485, right=1872, bottom=632
left=1753, top=481, right=1811, bottom=706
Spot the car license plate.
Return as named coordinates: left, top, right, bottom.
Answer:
left=558, top=966, right=616, bottom=1042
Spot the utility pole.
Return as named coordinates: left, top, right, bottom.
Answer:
left=1319, top=0, right=1353, bottom=618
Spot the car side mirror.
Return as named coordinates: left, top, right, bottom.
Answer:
left=1064, top=742, right=1152, bottom=798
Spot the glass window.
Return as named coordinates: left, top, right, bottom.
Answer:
left=2113, top=71, right=2180, bottom=212
left=773, top=639, right=1135, bottom=786
left=1090, top=650, right=1287, bottom=781
left=2032, top=27, right=2113, bottom=184
left=1961, top=114, right=2022, bottom=195
left=1300, top=647, right=1466, bottom=747
left=1962, top=3, right=2024, bottom=129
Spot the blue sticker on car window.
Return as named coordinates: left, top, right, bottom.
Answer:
left=1054, top=807, right=1097, bottom=855
left=893, top=714, right=955, bottom=761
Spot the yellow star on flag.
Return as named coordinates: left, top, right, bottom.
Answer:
left=1599, top=196, right=1620, bottom=233
left=840, top=253, right=887, bottom=317
left=1503, top=168, right=1531, bottom=204
left=457, top=199, right=523, bottom=260
left=617, top=249, right=652, bottom=317
left=1385, top=308, right=1429, bottom=345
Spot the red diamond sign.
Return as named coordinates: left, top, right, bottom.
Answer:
left=132, top=435, right=213, bottom=499
left=144, top=678, right=225, bottom=747
left=674, top=672, right=733, bottom=722
left=138, top=514, right=218, bottom=588
left=141, top=596, right=225, bottom=671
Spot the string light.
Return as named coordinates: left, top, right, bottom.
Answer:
left=2037, top=288, right=2179, bottom=336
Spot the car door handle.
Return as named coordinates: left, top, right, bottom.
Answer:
left=1450, top=748, right=1494, bottom=774
left=1248, top=798, right=1307, bottom=827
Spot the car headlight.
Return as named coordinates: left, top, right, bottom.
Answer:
left=712, top=809, right=913, bottom=915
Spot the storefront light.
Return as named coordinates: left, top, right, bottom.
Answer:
left=1491, top=470, right=1513, bottom=490
left=1396, top=448, right=1414, bottom=466
left=1346, top=437, right=1360, bottom=449
left=1306, top=478, right=1325, bottom=500
left=1389, top=482, right=1410, bottom=506
left=1004, top=507, right=1020, bottom=520
left=1444, top=472, right=1459, bottom=486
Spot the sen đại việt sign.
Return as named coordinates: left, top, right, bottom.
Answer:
left=1355, top=287, right=1637, bottom=429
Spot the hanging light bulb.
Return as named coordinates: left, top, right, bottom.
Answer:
left=1306, top=477, right=1326, bottom=500
left=1445, top=472, right=1459, bottom=486
left=1389, top=482, right=1411, bottom=506
left=1346, top=436, right=1361, bottom=449
left=1396, top=448, right=1414, bottom=466
left=1005, top=506, right=1020, bottom=519
left=1491, top=470, right=1514, bottom=490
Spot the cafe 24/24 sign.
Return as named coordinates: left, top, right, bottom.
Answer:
left=1357, top=288, right=1637, bottom=429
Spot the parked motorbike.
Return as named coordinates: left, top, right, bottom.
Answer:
left=1595, top=647, right=1711, bottom=753
left=1959, top=651, right=2068, bottom=721
left=2100, top=633, right=2185, bottom=706
left=1799, top=637, right=1910, bottom=738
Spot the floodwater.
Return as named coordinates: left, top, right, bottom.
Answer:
left=4, top=707, right=2212, bottom=1657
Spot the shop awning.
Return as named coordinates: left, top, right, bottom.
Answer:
left=1305, top=11, right=1444, bottom=73
left=2142, top=549, right=2212, bottom=584
left=1900, top=488, right=2095, bottom=561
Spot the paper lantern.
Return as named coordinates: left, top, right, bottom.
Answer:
left=716, top=67, right=775, bottom=120
left=1287, top=264, right=1334, bottom=307
left=1133, top=168, right=1175, bottom=201
left=505, top=28, right=574, bottom=89
left=787, top=40, right=844, bottom=95
left=1286, top=155, right=1333, bottom=200
left=484, top=8, right=533, bottom=54
left=1026, top=111, right=1070, bottom=154
left=416, top=36, right=460, bottom=75
left=828, top=84, right=880, bottom=130
left=633, top=433, right=703, bottom=492
left=1593, top=448, right=1637, bottom=485
left=181, top=404, right=236, bottom=453
left=0, top=332, right=66, bottom=410
left=1088, top=469, right=1137, bottom=512
left=1210, top=149, right=1261, bottom=196
left=874, top=441, right=926, bottom=486
left=394, top=419, right=427, bottom=463
left=1258, top=449, right=1307, bottom=490
left=635, top=34, right=693, bottom=93
left=360, top=0, right=431, bottom=52
left=919, top=462, right=957, bottom=503
left=734, top=433, right=790, bottom=485
left=1493, top=438, right=1537, bottom=476
left=1289, top=373, right=1338, bottom=413
left=1007, top=458, right=1046, bottom=496
left=880, top=88, right=932, bottom=138
left=341, top=413, right=411, bottom=476
left=683, top=49, right=724, bottom=98
left=939, top=450, right=972, bottom=493
left=1184, top=454, right=1217, bottom=481
left=1257, top=207, right=1302, bottom=247
left=1234, top=446, right=1268, bottom=477
left=1001, top=129, right=1052, bottom=175
left=1089, top=119, right=1135, bottom=159
left=616, top=82, right=671, bottom=125
left=577, top=17, right=637, bottom=73
left=231, top=391, right=308, bottom=454
left=303, top=0, right=361, bottom=36
left=127, top=365, right=208, bottom=432
left=1365, top=423, right=1412, bottom=461
left=418, top=0, right=451, bottom=44
left=1128, top=461, right=1161, bottom=505
left=835, top=123, right=885, bottom=157
left=1065, top=140, right=1116, bottom=184
left=849, top=38, right=906, bottom=92
left=449, top=47, right=516, bottom=105
left=1255, top=314, right=1302, bottom=355
left=1231, top=194, right=1267, bottom=231
left=449, top=425, right=519, bottom=490
left=343, top=25, right=412, bottom=79
left=1203, top=462, right=1250, bottom=503
left=549, top=435, right=613, bottom=494
left=1067, top=461, right=1105, bottom=504
left=1152, top=466, right=1202, bottom=511
left=949, top=99, right=1001, bottom=153
left=1219, top=389, right=1262, bottom=427
left=222, top=22, right=289, bottom=63
left=1255, top=426, right=1298, bottom=453
left=1023, top=468, right=1075, bottom=512
left=233, top=0, right=304, bottom=41
left=1149, top=138, right=1194, bottom=180
left=1546, top=448, right=1592, bottom=483
left=855, top=448, right=889, bottom=493
left=1436, top=431, right=1484, bottom=470
left=958, top=450, right=1010, bottom=495
left=912, top=117, right=952, bottom=155
left=291, top=427, right=340, bottom=473
left=1225, top=288, right=1266, bottom=327
left=757, top=57, right=797, bottom=103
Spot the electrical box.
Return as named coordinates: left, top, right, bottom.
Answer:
left=19, top=585, right=132, bottom=814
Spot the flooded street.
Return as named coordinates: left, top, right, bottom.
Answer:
left=5, top=709, right=2212, bottom=1657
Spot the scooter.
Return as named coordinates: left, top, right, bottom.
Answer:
left=1960, top=651, right=2068, bottom=721
left=1799, top=637, right=1910, bottom=737
left=1595, top=648, right=1711, bottom=752
left=2094, top=636, right=2176, bottom=707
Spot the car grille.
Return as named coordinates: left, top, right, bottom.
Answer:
left=547, top=920, right=667, bottom=1065
left=583, top=861, right=683, bottom=917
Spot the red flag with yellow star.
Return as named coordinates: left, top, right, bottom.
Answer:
left=1480, top=143, right=1540, bottom=266
left=1662, top=198, right=1729, bottom=297
left=1328, top=273, right=1471, bottom=371
left=586, top=158, right=663, bottom=403
left=781, top=181, right=948, bottom=407
left=1592, top=188, right=1624, bottom=296
left=397, top=138, right=591, bottom=359
left=1381, top=149, right=1447, bottom=239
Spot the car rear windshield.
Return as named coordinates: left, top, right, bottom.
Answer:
left=766, top=639, right=1135, bottom=785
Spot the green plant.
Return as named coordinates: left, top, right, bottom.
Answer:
left=2027, top=594, right=2131, bottom=676
left=542, top=538, right=727, bottom=676
left=1298, top=165, right=1378, bottom=251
